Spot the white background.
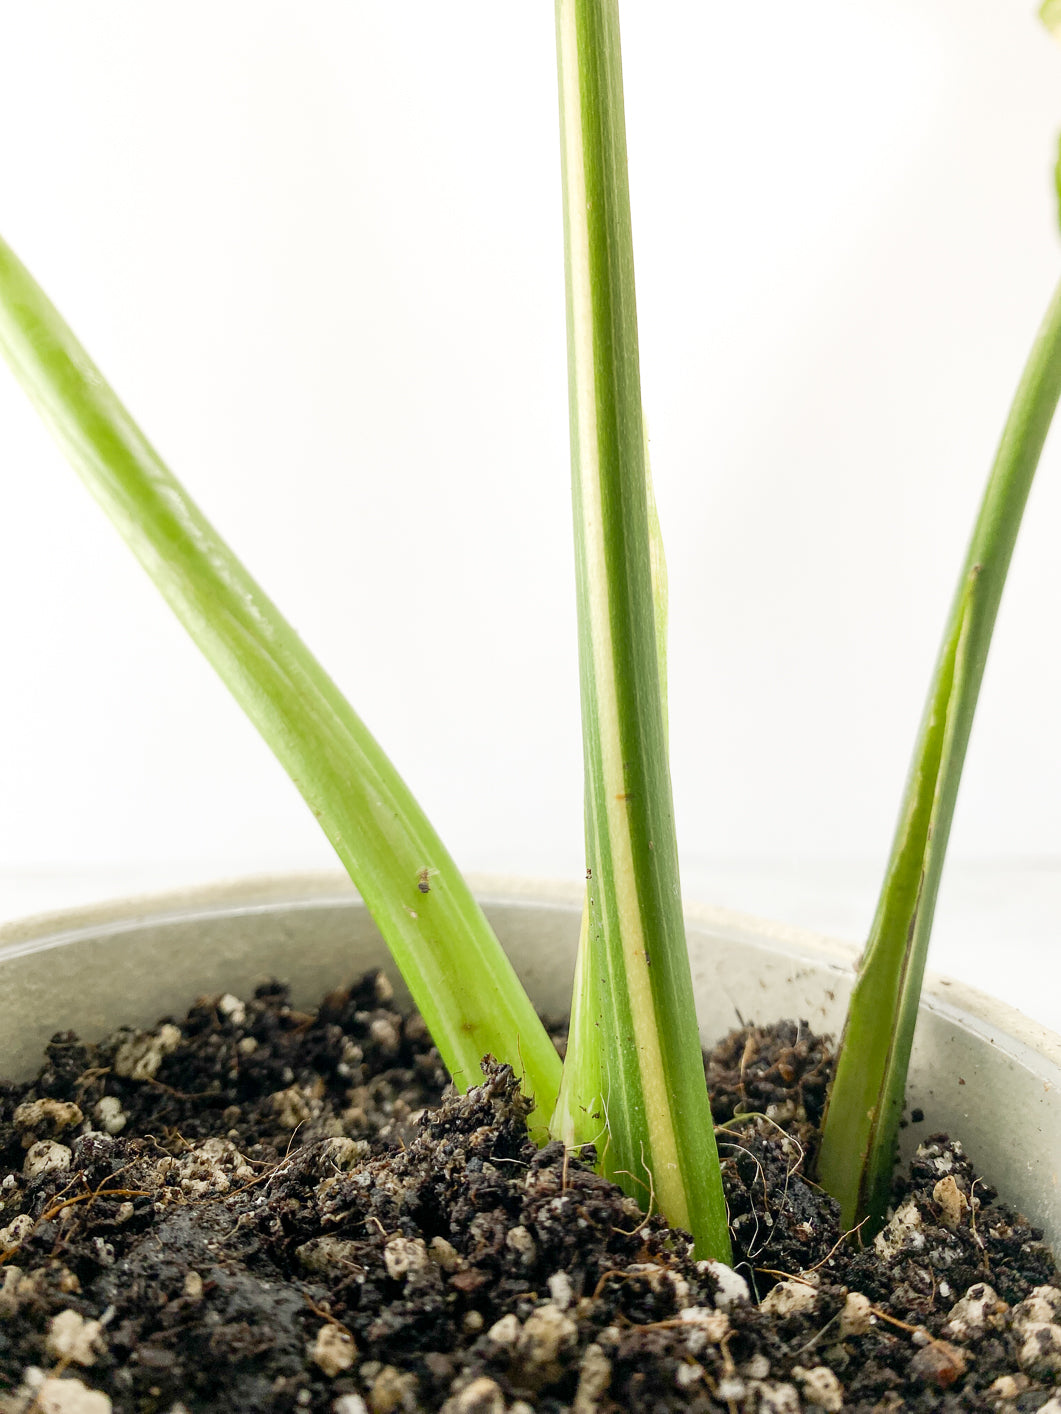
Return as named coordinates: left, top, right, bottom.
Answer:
left=1, top=5, right=1059, bottom=1023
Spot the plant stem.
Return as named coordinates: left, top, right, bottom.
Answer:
left=553, top=433, right=667, bottom=1158
left=0, top=233, right=562, bottom=1131
left=551, top=0, right=730, bottom=1261
left=817, top=273, right=1061, bottom=1231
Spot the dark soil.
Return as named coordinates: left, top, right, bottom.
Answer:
left=0, top=974, right=1058, bottom=1413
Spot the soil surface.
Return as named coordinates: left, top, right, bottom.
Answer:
left=0, top=973, right=1058, bottom=1412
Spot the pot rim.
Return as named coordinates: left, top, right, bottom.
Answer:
left=1, top=868, right=1056, bottom=1072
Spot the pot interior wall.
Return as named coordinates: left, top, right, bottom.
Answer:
left=1, top=877, right=1058, bottom=1253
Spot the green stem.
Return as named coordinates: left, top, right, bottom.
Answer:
left=551, top=0, right=730, bottom=1260
left=818, top=273, right=1061, bottom=1230
left=0, top=233, right=562, bottom=1130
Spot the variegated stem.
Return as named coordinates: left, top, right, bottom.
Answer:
left=552, top=0, right=730, bottom=1259
left=553, top=430, right=668, bottom=1157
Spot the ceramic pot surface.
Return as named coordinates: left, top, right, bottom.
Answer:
left=1, top=873, right=1057, bottom=1248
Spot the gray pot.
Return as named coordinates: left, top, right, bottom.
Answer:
left=2, top=873, right=1058, bottom=1250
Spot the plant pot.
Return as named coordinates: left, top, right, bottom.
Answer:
left=1, top=870, right=1059, bottom=1255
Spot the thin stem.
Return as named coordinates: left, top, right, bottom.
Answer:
left=817, top=273, right=1061, bottom=1230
